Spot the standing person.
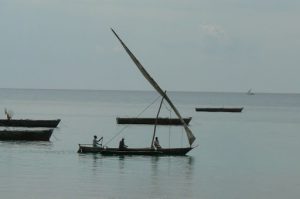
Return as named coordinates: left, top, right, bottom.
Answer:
left=153, top=137, right=161, bottom=149
left=93, top=135, right=103, bottom=147
left=4, top=109, right=12, bottom=120
left=119, top=138, right=128, bottom=150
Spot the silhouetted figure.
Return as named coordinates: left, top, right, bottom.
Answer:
left=93, top=135, right=103, bottom=147
left=119, top=138, right=128, bottom=150
left=153, top=137, right=161, bottom=149
left=5, top=109, right=12, bottom=120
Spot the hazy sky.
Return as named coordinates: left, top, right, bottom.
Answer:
left=1, top=0, right=300, bottom=93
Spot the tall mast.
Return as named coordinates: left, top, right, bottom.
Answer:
left=111, top=28, right=196, bottom=146
left=151, top=93, right=165, bottom=148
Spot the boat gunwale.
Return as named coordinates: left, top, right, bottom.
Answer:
left=78, top=145, right=193, bottom=156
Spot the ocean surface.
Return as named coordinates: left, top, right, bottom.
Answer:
left=0, top=88, right=300, bottom=199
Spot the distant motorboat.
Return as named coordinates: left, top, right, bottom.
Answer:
left=0, top=129, right=54, bottom=141
left=195, top=107, right=243, bottom=113
left=116, top=117, right=192, bottom=125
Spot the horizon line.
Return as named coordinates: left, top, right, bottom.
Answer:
left=0, top=87, right=299, bottom=95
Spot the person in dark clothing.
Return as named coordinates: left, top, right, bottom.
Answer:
left=119, top=138, right=128, bottom=150
left=93, top=135, right=103, bottom=147
left=153, top=137, right=161, bottom=149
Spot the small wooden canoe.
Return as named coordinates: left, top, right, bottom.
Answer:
left=195, top=107, right=243, bottom=113
left=116, top=117, right=192, bottom=125
left=0, top=129, right=54, bottom=141
left=78, top=144, right=193, bottom=156
left=0, top=119, right=61, bottom=128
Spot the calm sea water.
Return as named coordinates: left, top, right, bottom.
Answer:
left=0, top=88, right=300, bottom=199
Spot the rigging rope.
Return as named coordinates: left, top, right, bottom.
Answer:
left=181, top=127, right=184, bottom=147
left=103, top=124, right=130, bottom=146
left=162, top=101, right=172, bottom=113
left=104, top=94, right=161, bottom=146
left=168, top=107, right=172, bottom=148
left=164, top=101, right=185, bottom=147
left=135, top=94, right=162, bottom=118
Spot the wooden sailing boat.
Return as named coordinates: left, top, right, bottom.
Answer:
left=78, top=29, right=196, bottom=155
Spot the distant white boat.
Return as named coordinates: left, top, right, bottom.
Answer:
left=247, top=89, right=255, bottom=95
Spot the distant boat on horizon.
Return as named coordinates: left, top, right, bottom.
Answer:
left=195, top=107, right=243, bottom=113
left=247, top=89, right=255, bottom=95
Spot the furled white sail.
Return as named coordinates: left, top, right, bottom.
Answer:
left=111, top=28, right=196, bottom=146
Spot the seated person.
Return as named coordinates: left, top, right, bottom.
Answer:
left=93, top=135, right=103, bottom=147
left=153, top=137, right=161, bottom=149
left=119, top=138, right=128, bottom=150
